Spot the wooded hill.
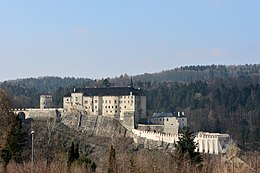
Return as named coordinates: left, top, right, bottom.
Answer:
left=1, top=64, right=260, bottom=151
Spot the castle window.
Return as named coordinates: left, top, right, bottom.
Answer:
left=95, top=106, right=97, bottom=109
left=114, top=100, right=117, bottom=104
left=75, top=97, right=78, bottom=101
left=167, top=118, right=168, bottom=121
left=67, top=99, right=69, bottom=101
left=115, top=110, right=117, bottom=113
left=95, top=100, right=97, bottom=103
left=108, top=106, right=110, bottom=108
left=109, top=100, right=111, bottom=103
left=115, top=106, right=117, bottom=109
left=105, top=106, right=107, bottom=108
left=105, top=100, right=107, bottom=103
left=125, top=106, right=126, bottom=108
left=112, top=106, right=114, bottom=108
left=128, top=101, right=130, bottom=103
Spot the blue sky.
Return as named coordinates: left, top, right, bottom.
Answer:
left=0, top=0, right=259, bottom=81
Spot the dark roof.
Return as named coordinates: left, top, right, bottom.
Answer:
left=64, top=87, right=145, bottom=97
left=152, top=112, right=186, bottom=118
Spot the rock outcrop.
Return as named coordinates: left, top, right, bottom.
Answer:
left=61, top=112, right=130, bottom=138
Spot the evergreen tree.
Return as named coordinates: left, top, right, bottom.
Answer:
left=108, top=145, right=116, bottom=173
left=0, top=91, right=24, bottom=172
left=67, top=142, right=75, bottom=167
left=174, top=128, right=202, bottom=165
left=74, top=143, right=80, bottom=160
left=102, top=78, right=111, bottom=87
left=5, top=116, right=24, bottom=163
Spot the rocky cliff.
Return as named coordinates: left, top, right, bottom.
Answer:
left=60, top=111, right=130, bottom=138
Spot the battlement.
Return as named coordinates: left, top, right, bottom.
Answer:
left=132, top=129, right=231, bottom=154
left=132, top=129, right=179, bottom=143
left=196, top=131, right=230, bottom=139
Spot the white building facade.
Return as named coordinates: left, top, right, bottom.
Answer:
left=63, top=87, right=147, bottom=126
left=149, top=112, right=188, bottom=135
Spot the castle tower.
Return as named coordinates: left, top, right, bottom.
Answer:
left=40, top=95, right=53, bottom=109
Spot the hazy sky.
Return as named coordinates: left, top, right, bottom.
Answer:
left=0, top=0, right=259, bottom=81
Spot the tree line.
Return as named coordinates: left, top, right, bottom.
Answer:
left=1, top=64, right=260, bottom=151
left=140, top=78, right=260, bottom=151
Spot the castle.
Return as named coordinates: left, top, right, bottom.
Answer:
left=63, top=86, right=230, bottom=154
left=13, top=86, right=231, bottom=154
left=138, top=112, right=187, bottom=135
left=63, top=86, right=146, bottom=128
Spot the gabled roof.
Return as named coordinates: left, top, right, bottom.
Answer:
left=64, top=87, right=145, bottom=97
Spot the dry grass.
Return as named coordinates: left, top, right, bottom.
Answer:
left=5, top=161, right=93, bottom=173
left=1, top=151, right=259, bottom=173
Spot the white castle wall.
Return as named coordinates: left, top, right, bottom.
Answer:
left=132, top=129, right=179, bottom=143
left=13, top=108, right=63, bottom=119
left=132, top=129, right=230, bottom=154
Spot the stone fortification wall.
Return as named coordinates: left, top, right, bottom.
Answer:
left=13, top=108, right=62, bottom=120
left=61, top=112, right=129, bottom=138
left=132, top=129, right=231, bottom=154
left=194, top=132, right=230, bottom=154
left=132, top=129, right=179, bottom=144
left=137, top=124, right=164, bottom=133
left=28, top=109, right=59, bottom=120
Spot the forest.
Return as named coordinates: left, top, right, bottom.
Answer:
left=1, top=64, right=260, bottom=151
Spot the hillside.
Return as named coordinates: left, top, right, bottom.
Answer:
left=1, top=64, right=260, bottom=172
left=1, top=64, right=260, bottom=151
left=3, top=64, right=260, bottom=92
left=23, top=112, right=135, bottom=173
